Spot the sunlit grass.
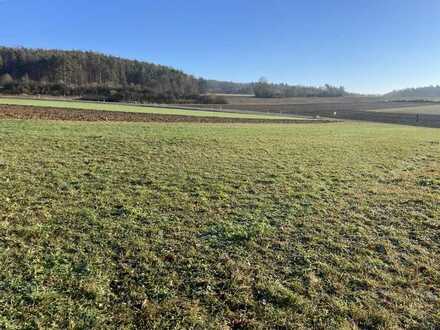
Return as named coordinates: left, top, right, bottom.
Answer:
left=0, top=120, right=439, bottom=328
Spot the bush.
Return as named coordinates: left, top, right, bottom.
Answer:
left=197, top=95, right=228, bottom=104
left=0, top=73, right=13, bottom=86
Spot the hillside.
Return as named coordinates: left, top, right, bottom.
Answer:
left=385, top=85, right=440, bottom=99
left=0, top=47, right=348, bottom=102
left=0, top=47, right=202, bottom=103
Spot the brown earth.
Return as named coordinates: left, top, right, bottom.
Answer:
left=0, top=105, right=329, bottom=124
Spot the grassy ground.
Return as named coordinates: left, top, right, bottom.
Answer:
left=0, top=98, right=301, bottom=120
left=0, top=120, right=439, bottom=329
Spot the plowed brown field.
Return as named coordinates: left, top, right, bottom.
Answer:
left=0, top=105, right=329, bottom=124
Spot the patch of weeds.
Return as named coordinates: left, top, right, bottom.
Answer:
left=254, top=280, right=305, bottom=309
left=418, top=177, right=440, bottom=190
left=203, top=219, right=274, bottom=245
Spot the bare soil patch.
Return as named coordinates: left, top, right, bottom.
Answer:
left=0, top=105, right=329, bottom=124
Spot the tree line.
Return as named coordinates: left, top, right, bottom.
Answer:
left=252, top=78, right=346, bottom=98
left=0, top=46, right=347, bottom=103
left=0, top=47, right=208, bottom=103
left=203, top=78, right=346, bottom=98
left=384, top=85, right=440, bottom=99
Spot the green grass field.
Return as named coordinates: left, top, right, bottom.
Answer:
left=0, top=120, right=439, bottom=328
left=0, top=97, right=302, bottom=120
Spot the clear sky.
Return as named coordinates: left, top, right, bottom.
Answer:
left=1, top=0, right=439, bottom=94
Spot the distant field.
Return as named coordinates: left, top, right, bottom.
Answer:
left=187, top=96, right=440, bottom=127
left=385, top=97, right=440, bottom=103
left=372, top=104, right=440, bottom=115
left=0, top=97, right=302, bottom=120
left=1, top=120, right=439, bottom=328
left=222, top=95, right=388, bottom=105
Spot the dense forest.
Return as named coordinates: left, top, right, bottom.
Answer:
left=0, top=47, right=206, bottom=103
left=384, top=85, right=440, bottom=99
left=0, top=47, right=347, bottom=103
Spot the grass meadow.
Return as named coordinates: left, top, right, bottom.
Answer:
left=0, top=120, right=439, bottom=328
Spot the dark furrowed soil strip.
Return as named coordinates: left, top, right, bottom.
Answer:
left=0, top=105, right=334, bottom=124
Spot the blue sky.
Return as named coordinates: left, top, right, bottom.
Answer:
left=1, top=0, right=439, bottom=94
